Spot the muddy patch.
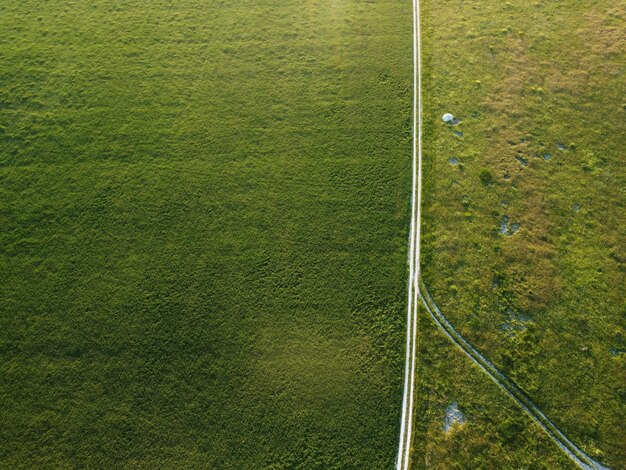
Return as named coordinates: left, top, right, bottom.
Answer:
left=444, top=402, right=466, bottom=432
left=501, top=322, right=527, bottom=336
left=499, top=216, right=510, bottom=234
left=501, top=308, right=534, bottom=337
left=499, top=216, right=521, bottom=236
left=515, top=155, right=529, bottom=166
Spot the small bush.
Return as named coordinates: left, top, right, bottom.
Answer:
left=479, top=168, right=494, bottom=186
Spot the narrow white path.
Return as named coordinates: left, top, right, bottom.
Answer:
left=394, top=1, right=611, bottom=468
left=396, top=0, right=421, bottom=468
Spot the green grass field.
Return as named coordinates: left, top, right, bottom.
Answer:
left=420, top=0, right=625, bottom=468
left=412, top=304, right=576, bottom=470
left=1, top=0, right=624, bottom=468
left=1, top=1, right=413, bottom=467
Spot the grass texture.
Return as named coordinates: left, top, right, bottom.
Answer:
left=0, top=1, right=412, bottom=467
left=419, top=0, right=625, bottom=467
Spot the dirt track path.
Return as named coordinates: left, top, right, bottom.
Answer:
left=395, top=1, right=609, bottom=468
left=396, top=0, right=421, bottom=467
left=419, top=283, right=609, bottom=470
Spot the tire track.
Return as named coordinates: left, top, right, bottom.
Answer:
left=396, top=0, right=610, bottom=467
left=419, top=281, right=610, bottom=470
left=396, top=0, right=421, bottom=468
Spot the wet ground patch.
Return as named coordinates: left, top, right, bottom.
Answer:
left=444, top=402, right=466, bottom=432
left=501, top=308, right=534, bottom=337
left=515, top=155, right=529, bottom=166
left=499, top=216, right=521, bottom=236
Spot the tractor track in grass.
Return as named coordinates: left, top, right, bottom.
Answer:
left=395, top=0, right=609, bottom=468
left=396, top=0, right=421, bottom=467
left=418, top=282, right=609, bottom=470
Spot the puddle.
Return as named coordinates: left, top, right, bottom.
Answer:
left=515, top=156, right=529, bottom=166
left=501, top=308, right=533, bottom=337
left=453, top=130, right=464, bottom=138
left=572, top=203, right=581, bottom=213
left=543, top=153, right=552, bottom=160
left=499, top=216, right=510, bottom=234
left=449, top=157, right=460, bottom=165
left=444, top=402, right=466, bottom=432
left=501, top=322, right=526, bottom=335
left=507, top=308, right=532, bottom=323
left=556, top=143, right=567, bottom=151
left=499, top=216, right=521, bottom=236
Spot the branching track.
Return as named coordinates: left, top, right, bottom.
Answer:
left=395, top=1, right=610, bottom=469
left=419, top=282, right=609, bottom=470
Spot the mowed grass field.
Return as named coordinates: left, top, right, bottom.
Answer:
left=0, top=1, right=413, bottom=467
left=419, top=0, right=625, bottom=468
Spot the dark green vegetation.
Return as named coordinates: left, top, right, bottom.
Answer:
left=420, top=0, right=625, bottom=468
left=0, top=1, right=414, bottom=467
